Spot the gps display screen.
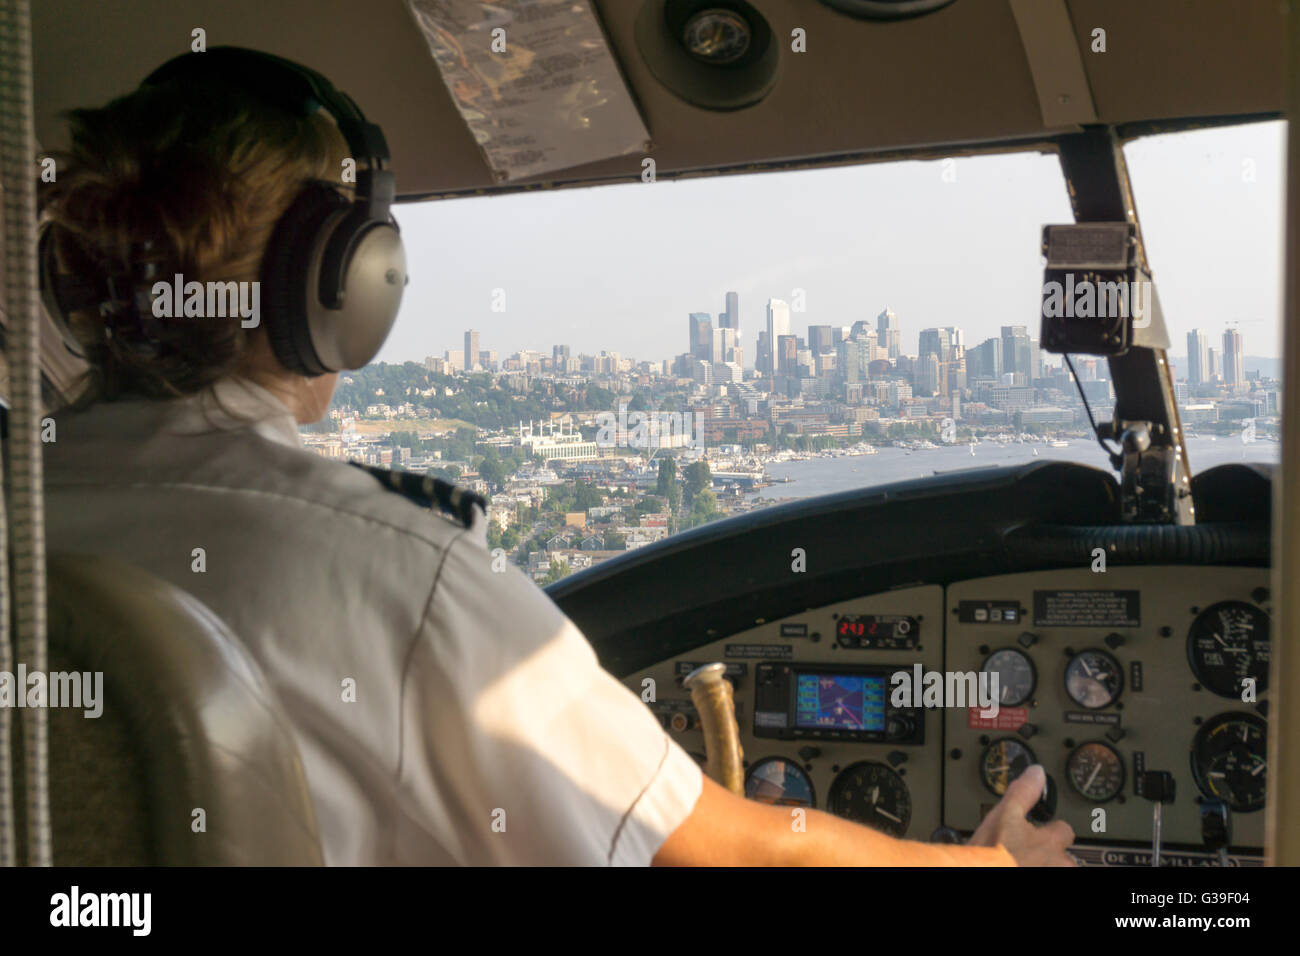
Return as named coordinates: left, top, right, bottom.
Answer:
left=794, top=673, right=887, bottom=732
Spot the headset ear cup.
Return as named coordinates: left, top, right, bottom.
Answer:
left=306, top=217, right=405, bottom=371
left=260, top=184, right=349, bottom=376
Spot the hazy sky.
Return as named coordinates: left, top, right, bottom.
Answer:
left=377, top=120, right=1286, bottom=367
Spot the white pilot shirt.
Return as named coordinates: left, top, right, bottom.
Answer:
left=43, top=377, right=703, bottom=865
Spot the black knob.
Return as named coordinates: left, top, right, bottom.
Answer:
left=1104, top=632, right=1126, bottom=649
left=886, top=750, right=908, bottom=768
left=797, top=745, right=821, bottom=762
left=1200, top=798, right=1232, bottom=852
left=1141, top=771, right=1176, bottom=804
left=930, top=826, right=963, bottom=844
left=1017, top=631, right=1039, bottom=648
left=887, top=715, right=915, bottom=740
left=1018, top=723, right=1038, bottom=739
left=1028, top=774, right=1057, bottom=823
left=1105, top=725, right=1126, bottom=743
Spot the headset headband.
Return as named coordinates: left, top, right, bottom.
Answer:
left=142, top=47, right=395, bottom=221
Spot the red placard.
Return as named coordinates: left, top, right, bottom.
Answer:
left=967, top=706, right=1028, bottom=730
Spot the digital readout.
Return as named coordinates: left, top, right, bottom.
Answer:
left=795, top=673, right=887, bottom=732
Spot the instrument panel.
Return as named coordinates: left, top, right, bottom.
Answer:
left=625, top=567, right=1271, bottom=864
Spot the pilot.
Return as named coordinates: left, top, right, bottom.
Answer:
left=38, top=49, right=1075, bottom=866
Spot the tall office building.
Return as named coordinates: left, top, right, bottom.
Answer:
left=1000, top=326, right=1031, bottom=384
left=838, top=337, right=870, bottom=383
left=722, top=291, right=739, bottom=329
left=1224, top=328, right=1245, bottom=390
left=1186, top=329, right=1209, bottom=386
left=877, top=307, right=901, bottom=359
left=808, top=325, right=836, bottom=356
left=967, top=337, right=1002, bottom=380
left=712, top=326, right=739, bottom=365
left=689, top=312, right=713, bottom=360
left=776, top=334, right=799, bottom=376
left=1207, top=346, right=1221, bottom=381
left=764, top=299, right=792, bottom=374
left=918, top=327, right=953, bottom=364
left=464, top=329, right=480, bottom=372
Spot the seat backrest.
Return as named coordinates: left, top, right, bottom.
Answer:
left=12, top=552, right=323, bottom=865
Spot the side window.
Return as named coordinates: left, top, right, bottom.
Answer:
left=1122, top=121, right=1286, bottom=465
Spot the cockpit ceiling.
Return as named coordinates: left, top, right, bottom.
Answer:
left=33, top=0, right=1287, bottom=199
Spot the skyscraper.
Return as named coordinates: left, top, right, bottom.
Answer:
left=464, top=330, right=480, bottom=372
left=877, top=307, right=901, bottom=359
left=689, top=312, right=713, bottom=360
left=1186, top=329, right=1209, bottom=386
left=776, top=334, right=798, bottom=376
left=764, top=299, right=791, bottom=374
left=808, top=325, right=835, bottom=355
left=918, top=328, right=953, bottom=364
left=1224, top=328, right=1245, bottom=390
left=722, top=291, right=739, bottom=329
left=1000, top=326, right=1031, bottom=384
left=968, top=337, right=1002, bottom=380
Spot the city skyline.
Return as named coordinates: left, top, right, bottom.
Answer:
left=376, top=121, right=1285, bottom=367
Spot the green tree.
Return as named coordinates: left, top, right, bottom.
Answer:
left=477, top=450, right=506, bottom=491
left=657, top=457, right=681, bottom=512
left=572, top=482, right=603, bottom=511
left=682, top=460, right=712, bottom=507
left=539, top=559, right=568, bottom=585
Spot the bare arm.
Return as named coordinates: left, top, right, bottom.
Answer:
left=653, top=764, right=1074, bottom=866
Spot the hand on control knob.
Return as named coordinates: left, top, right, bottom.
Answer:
left=968, top=765, right=1077, bottom=866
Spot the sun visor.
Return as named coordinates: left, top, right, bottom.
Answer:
left=406, top=0, right=649, bottom=182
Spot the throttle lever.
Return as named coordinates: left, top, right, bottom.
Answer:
left=1141, top=771, right=1176, bottom=866
left=1200, top=798, right=1232, bottom=866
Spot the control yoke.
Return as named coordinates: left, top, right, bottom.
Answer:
left=683, top=663, right=745, bottom=796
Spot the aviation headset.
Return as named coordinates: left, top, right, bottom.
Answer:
left=38, top=46, right=407, bottom=376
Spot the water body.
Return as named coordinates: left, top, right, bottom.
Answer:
left=755, top=436, right=1279, bottom=501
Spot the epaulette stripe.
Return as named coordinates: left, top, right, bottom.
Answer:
left=346, top=462, right=487, bottom=529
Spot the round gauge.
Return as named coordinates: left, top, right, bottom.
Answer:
left=826, top=761, right=911, bottom=836
left=744, top=757, right=815, bottom=808
left=682, top=9, right=752, bottom=65
left=1191, top=712, right=1267, bottom=812
left=980, top=737, right=1036, bottom=797
left=1065, top=648, right=1124, bottom=709
left=1187, top=601, right=1271, bottom=699
left=1066, top=741, right=1126, bottom=802
left=981, top=647, right=1037, bottom=707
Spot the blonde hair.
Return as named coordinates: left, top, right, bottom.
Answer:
left=42, top=76, right=351, bottom=401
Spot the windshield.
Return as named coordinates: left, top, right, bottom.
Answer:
left=302, top=127, right=1284, bottom=582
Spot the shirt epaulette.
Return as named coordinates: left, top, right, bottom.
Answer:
left=347, top=462, right=488, bottom=529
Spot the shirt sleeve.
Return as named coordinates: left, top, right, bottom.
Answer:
left=395, top=532, right=703, bottom=865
